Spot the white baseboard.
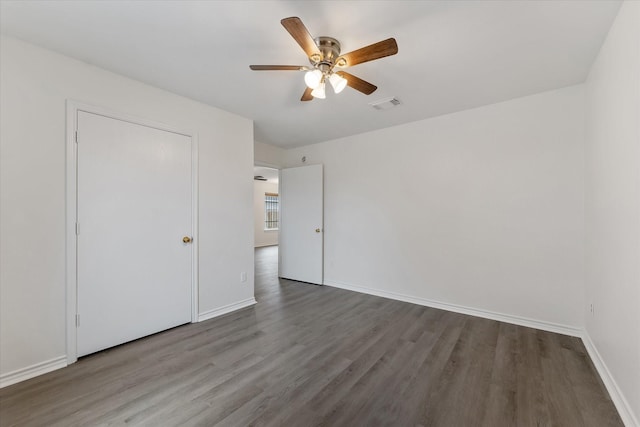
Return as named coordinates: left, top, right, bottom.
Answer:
left=582, top=332, right=639, bottom=427
left=0, top=355, right=67, bottom=389
left=198, top=298, right=257, bottom=322
left=323, top=280, right=582, bottom=337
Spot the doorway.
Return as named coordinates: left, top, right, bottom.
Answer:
left=253, top=166, right=280, bottom=248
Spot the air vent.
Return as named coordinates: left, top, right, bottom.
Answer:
left=254, top=176, right=267, bottom=181
left=369, top=97, right=401, bottom=111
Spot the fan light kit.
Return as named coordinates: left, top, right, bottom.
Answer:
left=250, top=17, right=398, bottom=101
left=304, top=67, right=346, bottom=98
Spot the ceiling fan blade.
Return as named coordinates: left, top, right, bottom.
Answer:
left=281, top=17, right=321, bottom=59
left=250, top=65, right=305, bottom=71
left=335, top=71, right=377, bottom=95
left=336, top=38, right=398, bottom=67
left=301, top=87, right=314, bottom=101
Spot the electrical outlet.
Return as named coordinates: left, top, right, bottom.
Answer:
left=240, top=272, right=247, bottom=282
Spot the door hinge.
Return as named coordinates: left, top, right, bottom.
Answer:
left=75, top=131, right=78, bottom=144
left=75, top=222, right=80, bottom=235
left=76, top=314, right=80, bottom=327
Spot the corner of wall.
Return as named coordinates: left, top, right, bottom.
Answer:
left=581, top=331, right=640, bottom=427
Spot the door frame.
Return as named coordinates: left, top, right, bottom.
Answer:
left=65, top=101, right=199, bottom=364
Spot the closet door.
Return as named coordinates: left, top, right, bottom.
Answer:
left=76, top=111, right=192, bottom=356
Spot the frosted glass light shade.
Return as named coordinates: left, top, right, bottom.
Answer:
left=311, top=82, right=326, bottom=99
left=329, top=73, right=347, bottom=94
left=304, top=70, right=323, bottom=89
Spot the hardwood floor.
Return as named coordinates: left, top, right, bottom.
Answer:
left=0, top=245, right=622, bottom=426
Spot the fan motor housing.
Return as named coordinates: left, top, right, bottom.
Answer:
left=311, top=36, right=341, bottom=66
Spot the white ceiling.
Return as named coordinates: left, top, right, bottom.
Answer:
left=0, top=1, right=621, bottom=148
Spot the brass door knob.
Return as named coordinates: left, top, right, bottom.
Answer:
left=315, top=228, right=321, bottom=233
left=183, top=236, right=192, bottom=243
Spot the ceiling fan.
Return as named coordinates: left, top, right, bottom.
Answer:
left=250, top=17, right=398, bottom=101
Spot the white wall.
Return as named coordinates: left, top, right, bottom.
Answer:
left=584, top=1, right=640, bottom=425
left=254, top=140, right=284, bottom=168
left=254, top=180, right=279, bottom=247
left=0, top=36, right=255, bottom=379
left=284, top=85, right=585, bottom=331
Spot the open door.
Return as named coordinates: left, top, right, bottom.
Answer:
left=279, top=164, right=323, bottom=284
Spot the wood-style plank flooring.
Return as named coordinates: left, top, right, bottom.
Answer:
left=0, top=246, right=623, bottom=426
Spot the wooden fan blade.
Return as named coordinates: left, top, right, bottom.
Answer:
left=336, top=38, right=398, bottom=67
left=250, top=65, right=305, bottom=71
left=335, top=71, right=377, bottom=95
left=281, top=17, right=321, bottom=59
left=301, top=87, right=314, bottom=101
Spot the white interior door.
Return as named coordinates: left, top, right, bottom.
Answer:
left=76, top=111, right=193, bottom=357
left=279, top=164, right=323, bottom=284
